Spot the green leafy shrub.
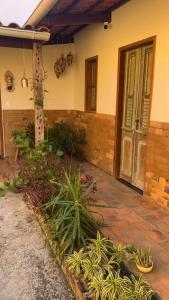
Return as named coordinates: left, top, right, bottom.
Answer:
left=44, top=171, right=101, bottom=258
left=0, top=187, right=6, bottom=197
left=25, top=122, right=35, bottom=148
left=47, top=121, right=85, bottom=158
left=11, top=128, right=30, bottom=147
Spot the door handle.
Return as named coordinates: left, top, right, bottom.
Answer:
left=135, top=119, right=140, bottom=130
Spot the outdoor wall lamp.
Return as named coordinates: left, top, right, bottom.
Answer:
left=21, top=76, right=29, bottom=88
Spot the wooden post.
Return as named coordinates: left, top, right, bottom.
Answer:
left=33, top=42, right=44, bottom=146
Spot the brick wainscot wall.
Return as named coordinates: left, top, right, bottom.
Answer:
left=3, top=110, right=169, bottom=210
left=145, top=121, right=169, bottom=208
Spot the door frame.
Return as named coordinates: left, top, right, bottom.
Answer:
left=0, top=88, right=4, bottom=158
left=114, top=36, right=156, bottom=186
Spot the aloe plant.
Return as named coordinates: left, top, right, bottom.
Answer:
left=135, top=248, right=153, bottom=268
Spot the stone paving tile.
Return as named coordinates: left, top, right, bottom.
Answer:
left=0, top=192, right=74, bottom=300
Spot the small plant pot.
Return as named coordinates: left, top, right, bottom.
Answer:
left=136, top=262, right=153, bottom=273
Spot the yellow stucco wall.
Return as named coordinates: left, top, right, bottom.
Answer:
left=0, top=44, right=75, bottom=111
left=43, top=44, right=75, bottom=110
left=74, top=0, right=169, bottom=122
left=1, top=0, right=169, bottom=123
left=0, top=47, right=33, bottom=110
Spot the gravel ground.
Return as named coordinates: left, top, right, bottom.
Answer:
left=0, top=192, right=74, bottom=300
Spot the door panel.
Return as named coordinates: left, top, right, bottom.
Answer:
left=120, top=49, right=139, bottom=182
left=120, top=44, right=153, bottom=190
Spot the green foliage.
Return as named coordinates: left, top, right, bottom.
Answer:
left=3, top=176, right=23, bottom=193
left=135, top=248, right=153, bottom=268
left=113, top=244, right=126, bottom=264
left=87, top=232, right=114, bottom=265
left=35, top=99, right=43, bottom=108
left=45, top=171, right=101, bottom=258
left=24, top=140, right=53, bottom=161
left=25, top=122, right=35, bottom=148
left=88, top=271, right=154, bottom=300
left=11, top=129, right=29, bottom=147
left=67, top=231, right=117, bottom=281
left=11, top=120, right=86, bottom=159
left=0, top=187, right=6, bottom=197
left=125, top=244, right=138, bottom=254
left=47, top=121, right=85, bottom=157
left=67, top=234, right=155, bottom=300
left=66, top=249, right=86, bottom=277
left=99, top=271, right=127, bottom=300
left=127, top=275, right=155, bottom=300
left=11, top=121, right=35, bottom=149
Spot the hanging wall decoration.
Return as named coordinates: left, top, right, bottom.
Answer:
left=54, top=52, right=74, bottom=78
left=5, top=71, right=15, bottom=92
left=66, top=51, right=73, bottom=66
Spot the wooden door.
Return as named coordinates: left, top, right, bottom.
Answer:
left=0, top=89, right=4, bottom=158
left=120, top=44, right=153, bottom=190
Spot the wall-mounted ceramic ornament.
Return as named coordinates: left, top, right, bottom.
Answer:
left=67, top=51, right=73, bottom=66
left=5, top=71, right=15, bottom=92
left=54, top=54, right=66, bottom=78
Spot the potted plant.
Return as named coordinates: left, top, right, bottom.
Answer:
left=135, top=248, right=153, bottom=273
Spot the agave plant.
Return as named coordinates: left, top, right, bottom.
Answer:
left=44, top=170, right=102, bottom=258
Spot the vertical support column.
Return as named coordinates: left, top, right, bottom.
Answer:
left=33, top=42, right=44, bottom=146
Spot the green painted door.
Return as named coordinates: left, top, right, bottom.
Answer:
left=120, top=44, right=153, bottom=190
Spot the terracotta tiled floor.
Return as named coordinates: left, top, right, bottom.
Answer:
left=80, top=162, right=169, bottom=300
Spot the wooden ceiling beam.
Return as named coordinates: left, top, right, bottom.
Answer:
left=63, top=0, right=80, bottom=13
left=85, top=0, right=103, bottom=13
left=45, top=12, right=111, bottom=27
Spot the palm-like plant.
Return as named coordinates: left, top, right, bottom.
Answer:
left=101, top=271, right=127, bottom=300
left=87, top=232, right=114, bottom=264
left=45, top=171, right=101, bottom=258
left=124, top=275, right=155, bottom=300
left=113, top=244, right=126, bottom=264
left=88, top=271, right=104, bottom=300
left=82, top=257, right=101, bottom=280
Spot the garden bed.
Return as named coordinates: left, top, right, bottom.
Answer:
left=33, top=209, right=90, bottom=300
left=31, top=205, right=160, bottom=300
left=1, top=120, right=161, bottom=300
